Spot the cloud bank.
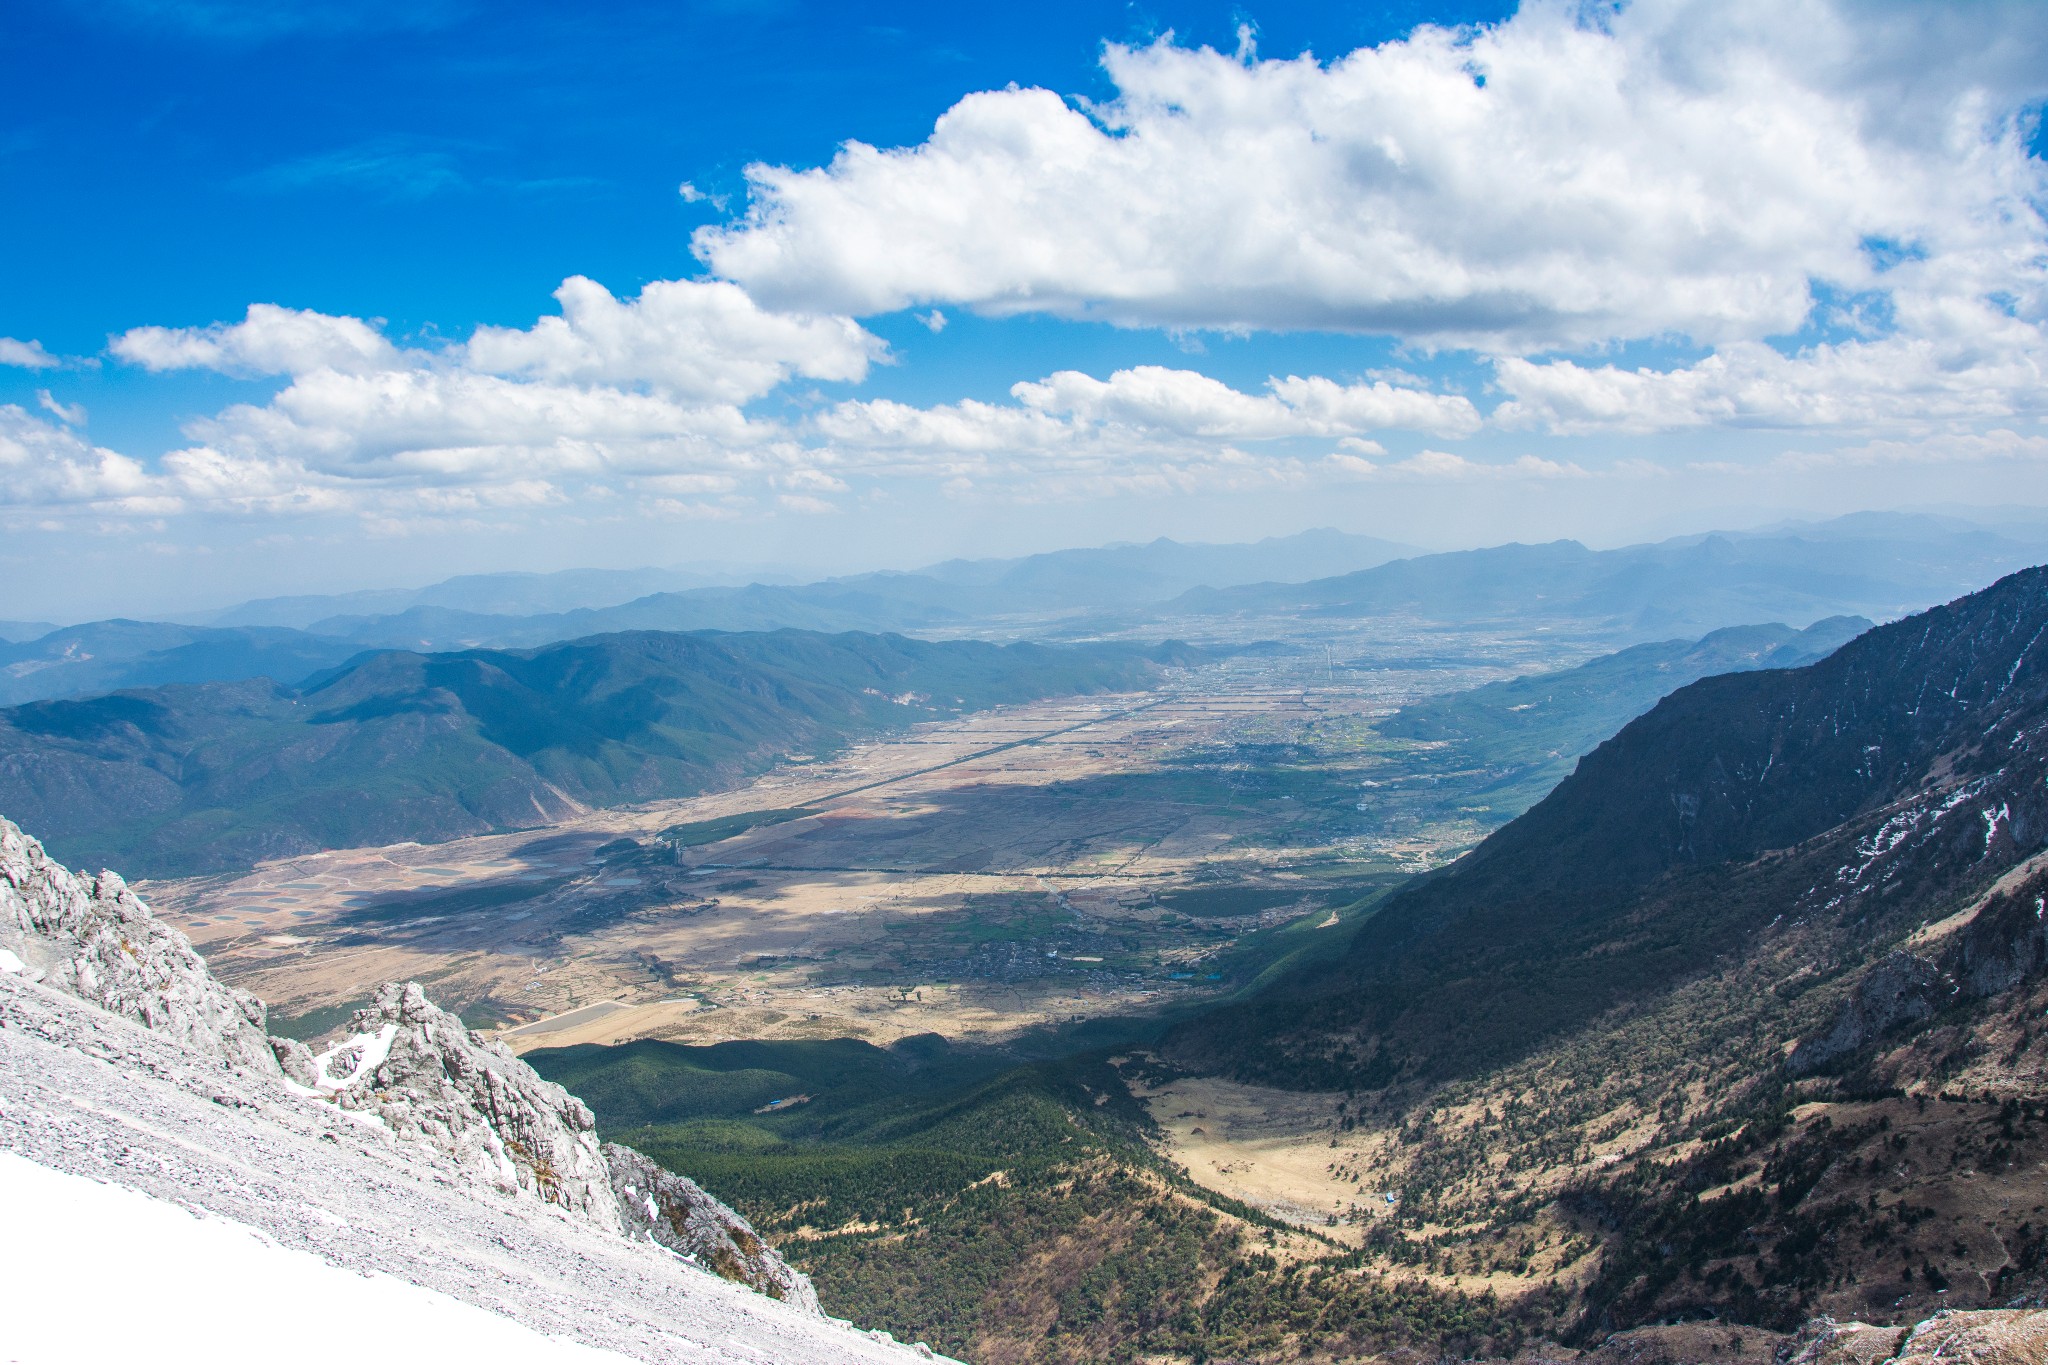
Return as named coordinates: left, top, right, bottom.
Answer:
left=695, top=0, right=2048, bottom=352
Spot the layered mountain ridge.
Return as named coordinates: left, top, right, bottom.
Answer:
left=1177, top=561, right=2048, bottom=1088
left=0, top=629, right=1193, bottom=877
left=6, top=516, right=2037, bottom=708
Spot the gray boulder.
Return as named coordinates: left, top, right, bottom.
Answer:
left=0, top=815, right=275, bottom=1074
left=606, top=1141, right=822, bottom=1315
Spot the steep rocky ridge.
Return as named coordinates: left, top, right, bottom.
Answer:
left=607, top=1142, right=822, bottom=1311
left=0, top=813, right=274, bottom=1071
left=1106, top=563, right=2048, bottom=1351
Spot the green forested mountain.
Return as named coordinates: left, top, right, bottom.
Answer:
left=0, top=629, right=1193, bottom=877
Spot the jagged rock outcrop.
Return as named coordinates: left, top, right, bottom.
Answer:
left=1788, top=951, right=1951, bottom=1076
left=1782, top=1309, right=2048, bottom=1364
left=296, top=981, right=622, bottom=1232
left=1793, top=868, right=2048, bottom=1076
left=0, top=814, right=275, bottom=1073
left=1954, top=882, right=2048, bottom=997
left=606, top=1142, right=822, bottom=1315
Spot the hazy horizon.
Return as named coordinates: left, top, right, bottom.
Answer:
left=13, top=501, right=2046, bottom=628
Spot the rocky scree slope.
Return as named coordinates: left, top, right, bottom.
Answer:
left=0, top=813, right=927, bottom=1361
left=0, top=813, right=274, bottom=1070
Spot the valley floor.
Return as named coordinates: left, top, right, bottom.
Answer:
left=142, top=640, right=1570, bottom=1054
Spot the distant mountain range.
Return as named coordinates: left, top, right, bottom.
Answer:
left=3, top=516, right=2042, bottom=708
left=0, top=619, right=369, bottom=707
left=191, top=529, right=1420, bottom=634
left=0, top=620, right=57, bottom=645
left=200, top=565, right=750, bottom=630
left=0, top=630, right=1195, bottom=878
left=0, top=529, right=1412, bottom=705
left=1375, top=616, right=1870, bottom=816
left=1174, top=511, right=2048, bottom=637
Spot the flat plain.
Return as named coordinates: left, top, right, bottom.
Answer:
left=142, top=620, right=1598, bottom=1053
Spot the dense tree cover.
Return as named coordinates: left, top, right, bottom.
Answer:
left=0, top=629, right=1195, bottom=876
left=535, top=1038, right=1518, bottom=1363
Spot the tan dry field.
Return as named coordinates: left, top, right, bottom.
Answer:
left=144, top=666, right=1445, bottom=1051
left=1125, top=1071, right=1374, bottom=1240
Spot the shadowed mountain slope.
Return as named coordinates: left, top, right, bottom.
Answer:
left=1171, top=561, right=2048, bottom=1089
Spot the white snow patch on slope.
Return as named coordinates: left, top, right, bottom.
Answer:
left=312, top=1021, right=399, bottom=1091
left=0, top=1150, right=636, bottom=1365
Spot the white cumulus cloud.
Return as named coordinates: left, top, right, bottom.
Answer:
left=0, top=407, right=155, bottom=507
left=1492, top=301, right=2048, bottom=434
left=461, top=276, right=884, bottom=403
left=112, top=304, right=401, bottom=376
left=695, top=0, right=2048, bottom=352
left=0, top=338, right=60, bottom=370
left=1013, top=366, right=1480, bottom=438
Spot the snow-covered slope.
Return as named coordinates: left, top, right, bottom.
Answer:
left=0, top=971, right=938, bottom=1363
left=0, top=1150, right=637, bottom=1365
left=0, top=813, right=945, bottom=1364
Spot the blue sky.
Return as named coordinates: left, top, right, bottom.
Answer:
left=4, top=0, right=2048, bottom=618
left=5, top=1, right=1508, bottom=345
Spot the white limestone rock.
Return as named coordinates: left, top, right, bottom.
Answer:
left=0, top=815, right=275, bottom=1074
left=310, top=981, right=623, bottom=1232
